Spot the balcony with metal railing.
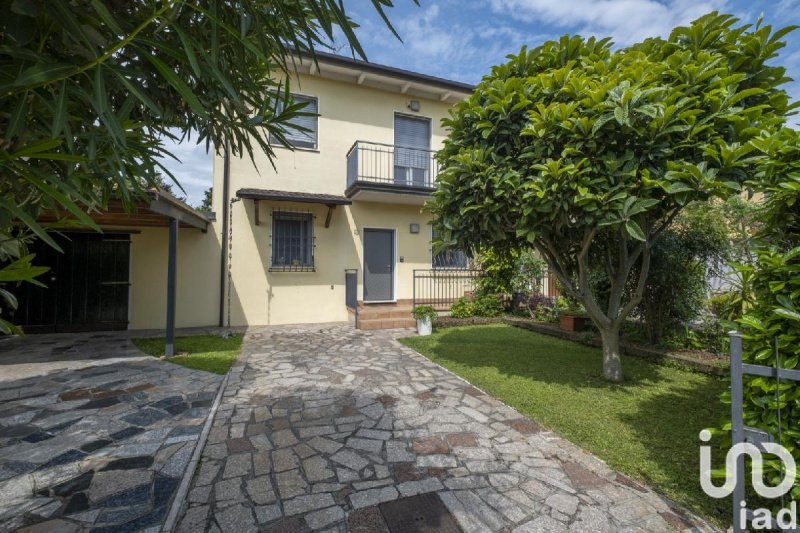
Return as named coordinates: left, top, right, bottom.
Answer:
left=345, top=141, right=438, bottom=204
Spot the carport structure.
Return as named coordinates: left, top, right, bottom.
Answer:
left=28, top=189, right=212, bottom=356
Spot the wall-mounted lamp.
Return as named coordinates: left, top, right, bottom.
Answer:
left=409, top=223, right=420, bottom=234
left=407, top=100, right=420, bottom=112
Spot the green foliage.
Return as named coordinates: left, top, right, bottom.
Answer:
left=411, top=305, right=438, bottom=322
left=475, top=248, right=518, bottom=295
left=449, top=295, right=503, bottom=318
left=198, top=187, right=213, bottom=211
left=1, top=0, right=399, bottom=246
left=476, top=248, right=547, bottom=295
left=512, top=252, right=547, bottom=294
left=0, top=1, right=403, bottom=332
left=472, top=294, right=505, bottom=317
left=723, top=127, right=800, bottom=507
left=429, top=12, right=797, bottom=380
left=450, top=297, right=474, bottom=318
left=524, top=293, right=560, bottom=323
left=636, top=202, right=732, bottom=344
left=707, top=291, right=744, bottom=321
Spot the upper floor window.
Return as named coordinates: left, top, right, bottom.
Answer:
left=394, top=114, right=431, bottom=187
left=270, top=94, right=318, bottom=150
left=431, top=228, right=469, bottom=269
left=271, top=210, right=315, bottom=271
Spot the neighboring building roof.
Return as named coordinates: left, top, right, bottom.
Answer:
left=296, top=50, right=474, bottom=104
left=236, top=188, right=353, bottom=206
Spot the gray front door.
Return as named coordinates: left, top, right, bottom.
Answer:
left=363, top=229, right=394, bottom=302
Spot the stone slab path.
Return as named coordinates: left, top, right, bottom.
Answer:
left=0, top=332, right=222, bottom=532
left=178, top=324, right=715, bottom=533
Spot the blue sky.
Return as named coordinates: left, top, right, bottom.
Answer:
left=163, top=0, right=800, bottom=206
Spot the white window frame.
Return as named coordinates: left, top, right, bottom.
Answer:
left=269, top=93, right=319, bottom=151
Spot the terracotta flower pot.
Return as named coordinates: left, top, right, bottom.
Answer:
left=560, top=313, right=590, bottom=332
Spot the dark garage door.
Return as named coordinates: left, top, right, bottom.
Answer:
left=12, top=232, right=131, bottom=333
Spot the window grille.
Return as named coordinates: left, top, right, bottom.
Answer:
left=431, top=228, right=469, bottom=269
left=270, top=209, right=315, bottom=272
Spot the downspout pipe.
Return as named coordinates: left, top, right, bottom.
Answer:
left=218, top=144, right=231, bottom=327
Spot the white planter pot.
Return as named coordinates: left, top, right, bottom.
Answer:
left=416, top=317, right=433, bottom=336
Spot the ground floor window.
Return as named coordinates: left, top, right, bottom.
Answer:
left=431, top=228, right=469, bottom=269
left=270, top=210, right=315, bottom=271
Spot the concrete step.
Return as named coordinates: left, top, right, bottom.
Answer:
left=357, top=317, right=416, bottom=330
left=359, top=308, right=414, bottom=320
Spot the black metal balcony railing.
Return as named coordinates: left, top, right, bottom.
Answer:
left=346, top=141, right=439, bottom=190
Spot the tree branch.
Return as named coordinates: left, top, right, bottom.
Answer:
left=616, top=244, right=652, bottom=327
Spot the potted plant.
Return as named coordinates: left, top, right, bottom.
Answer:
left=412, top=305, right=437, bottom=336
left=557, top=295, right=590, bottom=332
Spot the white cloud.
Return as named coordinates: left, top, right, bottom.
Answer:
left=346, top=4, right=551, bottom=84
left=489, top=0, right=729, bottom=45
left=157, top=134, right=213, bottom=207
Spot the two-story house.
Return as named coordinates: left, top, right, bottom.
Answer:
left=217, top=52, right=474, bottom=329
left=13, top=52, right=474, bottom=334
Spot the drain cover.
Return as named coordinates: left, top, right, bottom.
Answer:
left=379, top=493, right=462, bottom=533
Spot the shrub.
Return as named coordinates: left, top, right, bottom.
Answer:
left=449, top=297, right=474, bottom=318
left=472, top=294, right=504, bottom=317
left=412, top=305, right=438, bottom=322
left=707, top=291, right=744, bottom=321
left=523, top=293, right=558, bottom=323
left=475, top=248, right=548, bottom=297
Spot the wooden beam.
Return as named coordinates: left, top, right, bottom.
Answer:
left=357, top=72, right=367, bottom=84
left=148, top=196, right=208, bottom=231
left=324, top=204, right=336, bottom=228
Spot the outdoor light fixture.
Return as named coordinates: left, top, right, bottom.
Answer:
left=409, top=223, right=420, bottom=234
left=407, top=100, right=420, bottom=112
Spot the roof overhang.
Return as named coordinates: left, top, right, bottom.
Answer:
left=296, top=51, right=474, bottom=104
left=236, top=188, right=352, bottom=206
left=236, top=188, right=351, bottom=228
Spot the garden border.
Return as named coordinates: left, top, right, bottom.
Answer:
left=434, top=316, right=727, bottom=376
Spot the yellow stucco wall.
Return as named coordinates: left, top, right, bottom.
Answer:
left=214, top=72, right=456, bottom=326
left=127, top=71, right=456, bottom=330
left=128, top=227, right=221, bottom=330
left=225, top=199, right=433, bottom=326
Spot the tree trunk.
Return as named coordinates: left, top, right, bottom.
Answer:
left=600, top=326, right=623, bottom=382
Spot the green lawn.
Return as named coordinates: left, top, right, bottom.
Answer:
left=399, top=324, right=730, bottom=525
left=133, top=334, right=243, bottom=375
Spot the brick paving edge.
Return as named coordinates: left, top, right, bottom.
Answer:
left=161, top=367, right=231, bottom=532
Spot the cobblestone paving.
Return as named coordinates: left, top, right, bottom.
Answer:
left=0, top=332, right=222, bottom=532
left=178, top=324, right=714, bottom=533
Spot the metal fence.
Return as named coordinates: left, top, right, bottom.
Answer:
left=412, top=269, right=482, bottom=310
left=346, top=141, right=439, bottom=189
left=729, top=332, right=800, bottom=532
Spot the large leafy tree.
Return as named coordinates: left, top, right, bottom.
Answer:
left=0, top=0, right=405, bottom=331
left=430, top=13, right=796, bottom=381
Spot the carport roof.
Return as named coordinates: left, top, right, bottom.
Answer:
left=37, top=189, right=213, bottom=231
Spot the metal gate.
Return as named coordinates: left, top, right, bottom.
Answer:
left=729, top=331, right=800, bottom=532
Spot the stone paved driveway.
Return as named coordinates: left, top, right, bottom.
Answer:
left=0, top=332, right=222, bottom=532
left=178, top=324, right=714, bottom=532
